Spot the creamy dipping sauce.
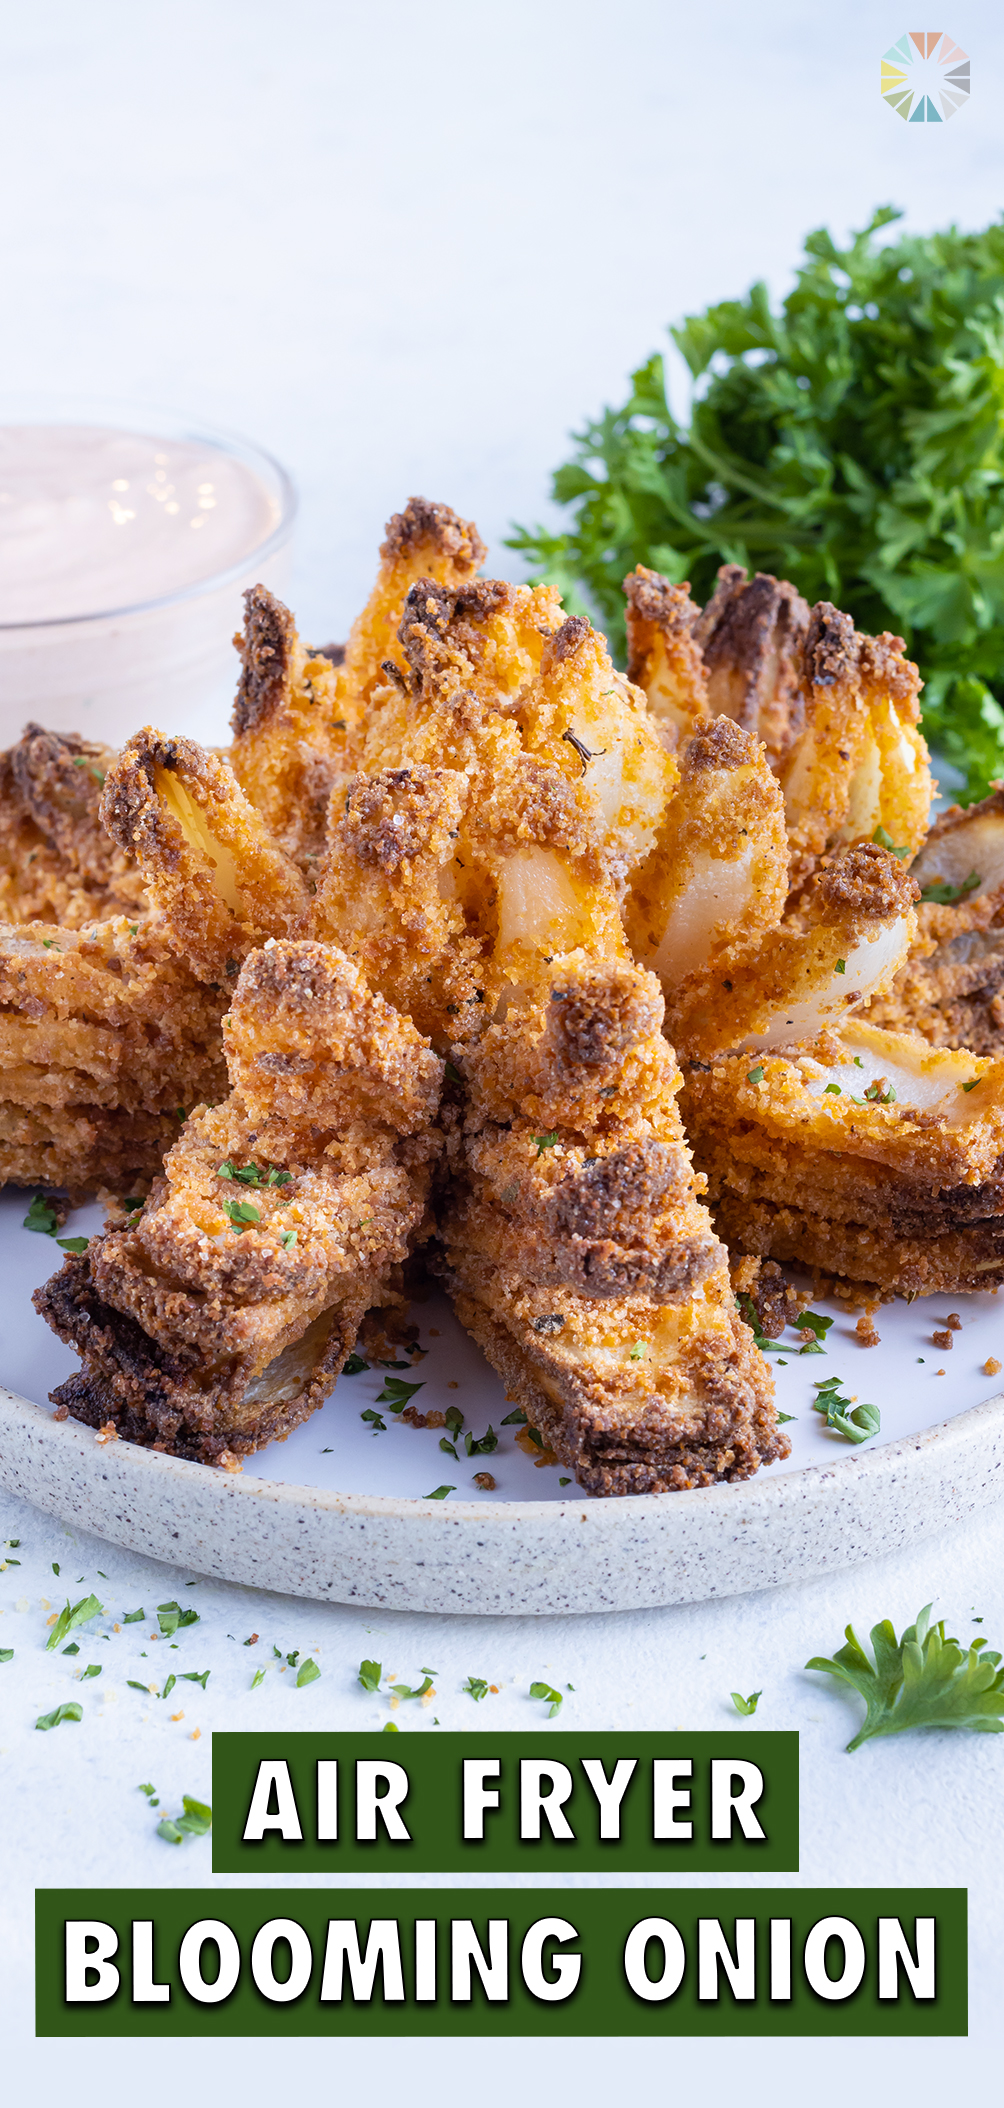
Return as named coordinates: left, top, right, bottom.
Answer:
left=0, top=426, right=282, bottom=624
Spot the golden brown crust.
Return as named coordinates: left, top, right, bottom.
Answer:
left=623, top=565, right=708, bottom=751
left=693, top=565, right=810, bottom=769
left=101, top=729, right=309, bottom=979
left=231, top=585, right=298, bottom=738
left=380, top=496, right=487, bottom=572
left=0, top=725, right=147, bottom=928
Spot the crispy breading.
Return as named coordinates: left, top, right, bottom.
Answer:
left=101, top=730, right=309, bottom=979
left=440, top=955, right=785, bottom=1493
left=780, top=606, right=930, bottom=891
left=624, top=567, right=708, bottom=752
left=625, top=717, right=788, bottom=1002
left=666, top=840, right=917, bottom=1057
left=34, top=943, right=443, bottom=1459
left=0, top=917, right=226, bottom=1194
left=682, top=1018, right=1004, bottom=1296
left=0, top=724, right=146, bottom=927
left=313, top=763, right=482, bottom=1044
left=228, top=585, right=350, bottom=869
left=692, top=564, right=810, bottom=770
left=865, top=792, right=1004, bottom=1053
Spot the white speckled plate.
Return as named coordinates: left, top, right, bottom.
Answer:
left=2, top=1189, right=1004, bottom=1611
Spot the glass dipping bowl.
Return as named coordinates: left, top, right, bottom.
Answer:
left=0, top=398, right=297, bottom=751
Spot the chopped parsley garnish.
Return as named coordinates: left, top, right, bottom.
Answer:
left=342, top=1353, right=369, bottom=1376
left=746, top=1065, right=765, bottom=1086
left=280, top=1229, right=297, bottom=1248
left=834, top=959, right=846, bottom=974
left=296, top=1659, right=321, bottom=1689
left=62, top=1642, right=79, bottom=1655
left=122, top=1607, right=145, bottom=1623
left=361, top=1409, right=387, bottom=1433
left=559, top=1476, right=571, bottom=1486
left=225, top=1199, right=261, bottom=1231
left=23, top=1194, right=59, bottom=1236
left=776, top=1409, right=796, bottom=1424
left=962, top=1077, right=981, bottom=1092
left=80, top=1663, right=102, bottom=1680
left=530, top=1681, right=563, bottom=1718
left=159, top=1675, right=176, bottom=1702
left=873, top=826, right=909, bottom=859
left=440, top=1437, right=458, bottom=1459
left=251, top=1667, right=266, bottom=1689
left=157, top=1600, right=199, bottom=1637
left=808, top=1602, right=1004, bottom=1750
left=502, top=1406, right=528, bottom=1426
left=533, top=1133, right=559, bottom=1155
left=157, top=1795, right=212, bottom=1845
left=731, top=1690, right=761, bottom=1716
left=812, top=1375, right=880, bottom=1444
left=920, top=872, right=981, bottom=905
left=0, top=1649, right=13, bottom=1664
left=629, top=1343, right=646, bottom=1360
left=57, top=1237, right=89, bottom=1255
left=824, top=1082, right=842, bottom=1095
left=46, top=1594, right=103, bottom=1651
left=463, top=1676, right=489, bottom=1701
left=375, top=1376, right=424, bottom=1408
left=465, top=1424, right=498, bottom=1457
left=127, top=1680, right=153, bottom=1694
left=424, top=1485, right=455, bottom=1500
left=797, top=1311, right=833, bottom=1355
left=179, top=1670, right=210, bottom=1689
left=445, top=1404, right=464, bottom=1435
left=392, top=1674, right=434, bottom=1700
left=36, top=1703, right=82, bottom=1730
left=864, top=1078, right=897, bottom=1104
left=358, top=1659, right=382, bottom=1692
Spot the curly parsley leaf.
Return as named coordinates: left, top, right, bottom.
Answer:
left=358, top=1659, right=382, bottom=1693
left=23, top=1194, right=59, bottom=1236
left=811, top=1376, right=880, bottom=1445
left=464, top=1676, right=489, bottom=1701
left=507, top=208, right=1004, bottom=803
left=342, top=1353, right=370, bottom=1376
left=807, top=1602, right=1004, bottom=1751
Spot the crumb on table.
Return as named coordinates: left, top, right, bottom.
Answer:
left=932, top=1329, right=954, bottom=1351
left=945, top=1313, right=962, bottom=1331
left=984, top=1356, right=1002, bottom=1377
left=855, top=1314, right=880, bottom=1347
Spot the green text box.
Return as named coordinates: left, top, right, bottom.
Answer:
left=211, top=1731, right=799, bottom=1872
left=36, top=1887, right=966, bottom=2036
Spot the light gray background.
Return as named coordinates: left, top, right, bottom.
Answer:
left=2, top=3, right=1004, bottom=2101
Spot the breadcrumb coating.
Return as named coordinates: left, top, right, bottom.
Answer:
left=692, top=564, right=810, bottom=771
left=0, top=724, right=146, bottom=927
left=869, top=791, right=1004, bottom=1053
left=623, top=566, right=708, bottom=752
left=683, top=1019, right=1004, bottom=1296
left=101, top=730, right=309, bottom=980
left=34, top=943, right=442, bottom=1458
left=0, top=917, right=226, bottom=1195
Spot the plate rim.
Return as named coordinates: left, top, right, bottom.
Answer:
left=4, top=1378, right=1004, bottom=1523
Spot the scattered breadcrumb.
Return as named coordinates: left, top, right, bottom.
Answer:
left=946, top=1313, right=962, bottom=1331
left=94, top=1421, right=118, bottom=1444
left=218, top=1450, right=243, bottom=1473
left=855, top=1315, right=880, bottom=1347
left=932, top=1329, right=953, bottom=1350
left=473, top=1472, right=496, bottom=1490
left=984, top=1357, right=1002, bottom=1376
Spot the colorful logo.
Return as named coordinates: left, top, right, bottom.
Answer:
left=881, top=32, right=970, bottom=121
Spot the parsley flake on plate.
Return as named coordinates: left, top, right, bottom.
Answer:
left=530, top=1680, right=563, bottom=1719
left=45, top=1594, right=103, bottom=1652
left=36, top=1703, right=82, bottom=1731
left=731, top=1689, right=761, bottom=1717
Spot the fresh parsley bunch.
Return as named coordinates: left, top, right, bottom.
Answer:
left=807, top=1602, right=1004, bottom=1751
left=509, top=207, right=1004, bottom=801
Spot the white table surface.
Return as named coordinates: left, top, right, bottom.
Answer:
left=3, top=3, right=1004, bottom=2101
